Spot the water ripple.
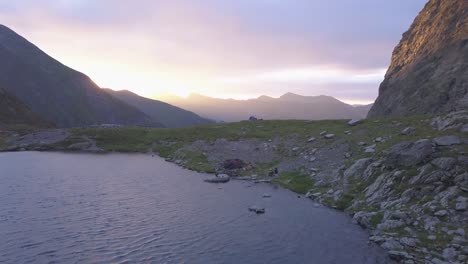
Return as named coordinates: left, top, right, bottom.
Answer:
left=0, top=152, right=394, bottom=264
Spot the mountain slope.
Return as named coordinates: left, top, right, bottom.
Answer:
left=0, top=88, right=49, bottom=127
left=369, top=0, right=468, bottom=117
left=0, top=25, right=161, bottom=128
left=163, top=93, right=371, bottom=122
left=105, top=89, right=212, bottom=128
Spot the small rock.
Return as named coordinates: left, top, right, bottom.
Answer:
left=455, top=228, right=465, bottom=237
left=377, top=220, right=405, bottom=230
left=344, top=152, right=351, bottom=158
left=262, top=194, right=271, bottom=198
left=461, top=124, right=468, bottom=133
left=292, top=147, right=300, bottom=151
left=348, top=118, right=363, bottom=126
left=309, top=157, right=317, bottom=162
left=388, top=251, right=410, bottom=261
left=455, top=197, right=467, bottom=211
left=434, top=210, right=448, bottom=217
left=433, top=135, right=461, bottom=146
left=324, top=134, right=335, bottom=139
left=305, top=191, right=322, bottom=199
left=375, top=137, right=384, bottom=143
left=364, top=144, right=376, bottom=153
left=381, top=239, right=403, bottom=250
left=358, top=141, right=367, bottom=146
left=401, top=127, right=415, bottom=135
left=320, top=131, right=327, bottom=136
left=442, top=247, right=458, bottom=261
left=400, top=237, right=418, bottom=247
left=248, top=206, right=265, bottom=214
left=307, top=137, right=316, bottom=142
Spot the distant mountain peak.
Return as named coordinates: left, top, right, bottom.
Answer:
left=280, top=92, right=302, bottom=99
left=257, top=95, right=274, bottom=100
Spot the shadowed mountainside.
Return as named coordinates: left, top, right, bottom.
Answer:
left=162, top=92, right=373, bottom=122
left=105, top=89, right=213, bottom=128
left=369, top=0, right=468, bottom=117
left=0, top=24, right=162, bottom=128
left=0, top=88, right=50, bottom=127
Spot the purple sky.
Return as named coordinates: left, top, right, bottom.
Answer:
left=0, top=0, right=428, bottom=104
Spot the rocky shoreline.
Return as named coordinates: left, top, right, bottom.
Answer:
left=1, top=112, right=467, bottom=264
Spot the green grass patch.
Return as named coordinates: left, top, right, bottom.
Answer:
left=274, top=170, right=314, bottom=194
left=369, top=212, right=384, bottom=228
left=181, top=151, right=215, bottom=173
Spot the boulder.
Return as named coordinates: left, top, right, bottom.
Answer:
left=353, top=211, right=377, bottom=228
left=431, top=111, right=468, bottom=131
left=430, top=157, right=457, bottom=171
left=348, top=118, right=363, bottom=126
left=204, top=174, right=230, bottom=183
left=384, top=139, right=433, bottom=167
left=343, top=158, right=373, bottom=183
left=433, top=135, right=461, bottom=146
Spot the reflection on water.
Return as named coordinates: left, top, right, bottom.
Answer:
left=0, top=152, right=392, bottom=263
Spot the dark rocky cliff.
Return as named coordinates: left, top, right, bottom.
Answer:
left=369, top=0, right=468, bottom=117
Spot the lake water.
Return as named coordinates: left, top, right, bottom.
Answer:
left=0, top=152, right=393, bottom=264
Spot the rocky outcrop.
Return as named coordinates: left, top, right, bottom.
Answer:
left=369, top=0, right=468, bottom=117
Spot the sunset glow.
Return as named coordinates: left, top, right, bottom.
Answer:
left=0, top=0, right=427, bottom=103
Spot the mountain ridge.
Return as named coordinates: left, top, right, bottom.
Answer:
left=105, top=89, right=213, bottom=128
left=0, top=24, right=162, bottom=128
left=162, top=93, right=373, bottom=122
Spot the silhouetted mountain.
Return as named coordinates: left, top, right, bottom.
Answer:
left=0, top=24, right=161, bottom=128
left=162, top=93, right=371, bottom=122
left=105, top=89, right=212, bottom=128
left=0, top=88, right=50, bottom=127
left=369, top=0, right=468, bottom=117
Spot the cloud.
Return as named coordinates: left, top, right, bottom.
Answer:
left=219, top=66, right=387, bottom=85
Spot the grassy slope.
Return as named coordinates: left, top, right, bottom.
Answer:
left=62, top=115, right=467, bottom=174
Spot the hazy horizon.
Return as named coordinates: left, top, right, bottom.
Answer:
left=1, top=0, right=427, bottom=104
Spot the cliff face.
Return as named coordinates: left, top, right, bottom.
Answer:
left=369, top=0, right=468, bottom=117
